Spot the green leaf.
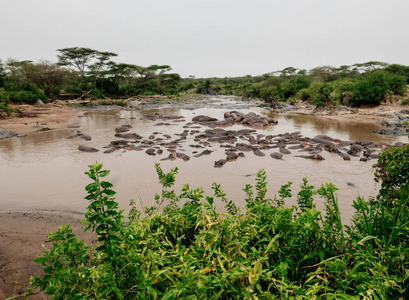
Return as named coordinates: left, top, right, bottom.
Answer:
left=99, top=170, right=110, bottom=177
left=34, top=257, right=48, bottom=264
left=101, top=181, right=113, bottom=188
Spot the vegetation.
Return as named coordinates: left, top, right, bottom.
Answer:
left=0, top=47, right=181, bottom=108
left=30, top=143, right=409, bottom=298
left=181, top=62, right=409, bottom=108
left=1, top=50, right=409, bottom=112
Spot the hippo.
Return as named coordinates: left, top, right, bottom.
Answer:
left=194, top=150, right=213, bottom=158
left=145, top=148, right=156, bottom=156
left=103, top=148, right=115, bottom=154
left=80, top=135, right=91, bottom=141
left=279, top=147, right=291, bottom=155
left=160, top=152, right=178, bottom=161
left=192, top=115, right=219, bottom=123
left=176, top=152, right=190, bottom=161
left=127, top=145, right=144, bottom=151
left=225, top=151, right=239, bottom=161
left=252, top=147, right=265, bottom=157
left=115, top=133, right=142, bottom=139
left=214, top=159, right=228, bottom=168
left=65, top=133, right=80, bottom=139
left=338, top=152, right=351, bottom=161
left=78, top=145, right=99, bottom=152
left=295, top=154, right=325, bottom=160
left=115, top=125, right=132, bottom=133
left=270, top=152, right=283, bottom=160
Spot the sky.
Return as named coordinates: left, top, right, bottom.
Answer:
left=1, top=0, right=409, bottom=78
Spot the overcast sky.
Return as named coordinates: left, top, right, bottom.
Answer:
left=1, top=0, right=409, bottom=78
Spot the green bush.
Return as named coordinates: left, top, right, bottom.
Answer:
left=30, top=160, right=409, bottom=299
left=374, top=144, right=409, bottom=200
left=8, top=90, right=47, bottom=104
left=298, top=81, right=333, bottom=107
left=327, top=78, right=355, bottom=105
left=387, top=73, right=407, bottom=96
left=350, top=72, right=389, bottom=106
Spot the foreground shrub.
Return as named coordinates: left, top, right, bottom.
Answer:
left=30, top=161, right=409, bottom=299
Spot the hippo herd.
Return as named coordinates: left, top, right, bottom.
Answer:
left=69, top=110, right=406, bottom=168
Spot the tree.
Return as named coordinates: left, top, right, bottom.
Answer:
left=352, top=61, right=388, bottom=74
left=57, top=47, right=98, bottom=83
left=108, top=63, right=142, bottom=94
left=4, top=59, right=33, bottom=90
left=146, top=65, right=172, bottom=77
left=0, top=59, right=6, bottom=87
left=24, top=61, right=72, bottom=97
left=350, top=71, right=389, bottom=106
left=308, top=66, right=340, bottom=82
left=88, top=51, right=118, bottom=85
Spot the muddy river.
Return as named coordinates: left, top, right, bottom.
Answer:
left=1, top=97, right=406, bottom=224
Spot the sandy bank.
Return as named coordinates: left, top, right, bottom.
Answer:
left=0, top=211, right=95, bottom=300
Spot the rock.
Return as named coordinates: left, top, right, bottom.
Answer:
left=381, top=113, right=409, bottom=127
left=0, top=130, right=18, bottom=140
left=37, top=99, right=45, bottom=106
left=0, top=110, right=7, bottom=119
left=373, top=128, right=407, bottom=136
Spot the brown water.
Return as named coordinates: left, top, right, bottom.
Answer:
left=1, top=99, right=406, bottom=224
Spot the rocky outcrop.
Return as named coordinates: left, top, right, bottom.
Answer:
left=381, top=113, right=409, bottom=127
left=373, top=128, right=407, bottom=136
left=0, top=130, right=18, bottom=140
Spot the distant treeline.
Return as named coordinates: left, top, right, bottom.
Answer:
left=181, top=62, right=409, bottom=107
left=0, top=47, right=182, bottom=113
left=1, top=47, right=409, bottom=114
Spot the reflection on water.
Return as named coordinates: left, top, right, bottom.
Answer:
left=0, top=100, right=407, bottom=224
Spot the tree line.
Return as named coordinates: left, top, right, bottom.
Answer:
left=1, top=47, right=409, bottom=115
left=181, top=61, right=409, bottom=107
left=0, top=47, right=181, bottom=112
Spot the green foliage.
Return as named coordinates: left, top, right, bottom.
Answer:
left=350, top=71, right=390, bottom=106
left=8, top=89, right=46, bottom=104
left=30, top=159, right=409, bottom=298
left=387, top=73, right=407, bottom=96
left=374, top=144, right=409, bottom=200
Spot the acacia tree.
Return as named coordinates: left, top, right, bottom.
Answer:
left=108, top=63, right=142, bottom=94
left=56, top=47, right=97, bottom=83
left=146, top=65, right=172, bottom=77
left=56, top=47, right=117, bottom=85
left=88, top=51, right=118, bottom=85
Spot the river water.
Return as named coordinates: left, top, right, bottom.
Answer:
left=0, top=97, right=406, bottom=224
